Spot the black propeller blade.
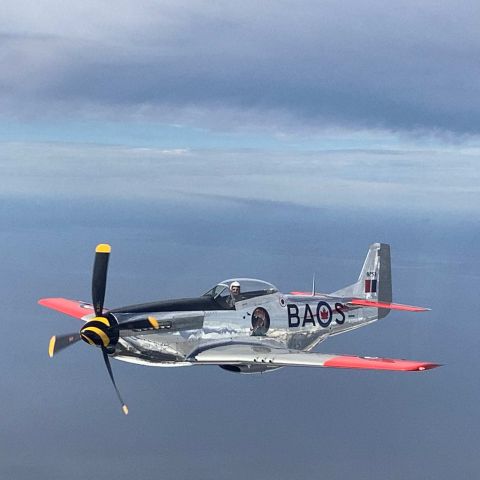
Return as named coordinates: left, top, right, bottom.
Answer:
left=92, top=244, right=111, bottom=317
left=48, top=243, right=129, bottom=415
left=102, top=347, right=128, bottom=415
left=48, top=333, right=82, bottom=358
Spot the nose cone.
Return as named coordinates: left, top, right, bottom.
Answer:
left=80, top=316, right=114, bottom=347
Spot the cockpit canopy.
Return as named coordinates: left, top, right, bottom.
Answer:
left=203, top=278, right=278, bottom=303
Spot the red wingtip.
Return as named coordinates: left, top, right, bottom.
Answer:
left=38, top=298, right=96, bottom=319
left=324, top=355, right=441, bottom=371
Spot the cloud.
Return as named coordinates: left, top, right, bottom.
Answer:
left=2, top=1, right=480, bottom=136
left=2, top=141, right=480, bottom=214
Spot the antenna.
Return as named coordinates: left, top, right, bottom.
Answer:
left=312, top=273, right=316, bottom=296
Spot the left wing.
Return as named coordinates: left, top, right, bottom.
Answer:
left=38, top=298, right=98, bottom=320
left=194, top=344, right=439, bottom=371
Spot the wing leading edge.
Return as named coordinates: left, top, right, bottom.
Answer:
left=194, top=344, right=439, bottom=371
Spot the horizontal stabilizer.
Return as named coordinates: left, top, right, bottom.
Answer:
left=348, top=298, right=430, bottom=312
left=38, top=298, right=99, bottom=320
left=194, top=344, right=440, bottom=372
left=288, top=294, right=429, bottom=311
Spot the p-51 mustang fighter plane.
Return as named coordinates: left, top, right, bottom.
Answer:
left=40, top=243, right=439, bottom=415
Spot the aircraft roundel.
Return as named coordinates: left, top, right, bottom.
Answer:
left=317, top=301, right=332, bottom=327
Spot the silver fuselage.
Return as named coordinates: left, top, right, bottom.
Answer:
left=110, top=292, right=378, bottom=368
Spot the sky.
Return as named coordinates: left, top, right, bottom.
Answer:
left=2, top=0, right=480, bottom=143
left=2, top=1, right=480, bottom=479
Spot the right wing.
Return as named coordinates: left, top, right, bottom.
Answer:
left=194, top=344, right=439, bottom=371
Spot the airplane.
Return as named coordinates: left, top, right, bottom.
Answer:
left=39, top=242, right=439, bottom=415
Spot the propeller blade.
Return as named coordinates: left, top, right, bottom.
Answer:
left=48, top=333, right=81, bottom=358
left=101, top=347, right=128, bottom=415
left=92, top=244, right=111, bottom=317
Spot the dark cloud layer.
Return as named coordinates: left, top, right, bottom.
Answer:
left=2, top=1, right=480, bottom=134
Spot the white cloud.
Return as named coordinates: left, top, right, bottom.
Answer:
left=2, top=141, right=480, bottom=215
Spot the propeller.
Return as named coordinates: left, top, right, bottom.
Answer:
left=48, top=333, right=81, bottom=358
left=48, top=244, right=129, bottom=414
left=92, top=243, right=110, bottom=317
left=48, top=244, right=163, bottom=413
left=102, top=347, right=129, bottom=415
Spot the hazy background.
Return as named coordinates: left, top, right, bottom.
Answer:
left=1, top=166, right=479, bottom=479
left=2, top=1, right=480, bottom=479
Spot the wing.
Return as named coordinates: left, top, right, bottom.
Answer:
left=38, top=298, right=98, bottom=320
left=194, top=344, right=439, bottom=371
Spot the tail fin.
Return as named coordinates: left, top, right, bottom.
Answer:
left=331, top=243, right=392, bottom=319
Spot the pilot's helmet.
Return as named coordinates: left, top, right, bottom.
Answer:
left=230, top=281, right=241, bottom=294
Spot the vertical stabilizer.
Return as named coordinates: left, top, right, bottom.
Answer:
left=331, top=243, right=392, bottom=319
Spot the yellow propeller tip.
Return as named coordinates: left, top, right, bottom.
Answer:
left=122, top=405, right=129, bottom=415
left=48, top=336, right=56, bottom=358
left=148, top=316, right=160, bottom=330
left=96, top=244, right=111, bottom=254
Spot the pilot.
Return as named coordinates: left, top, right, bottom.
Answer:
left=230, top=281, right=241, bottom=296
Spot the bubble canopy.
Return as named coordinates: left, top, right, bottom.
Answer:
left=203, top=278, right=278, bottom=301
